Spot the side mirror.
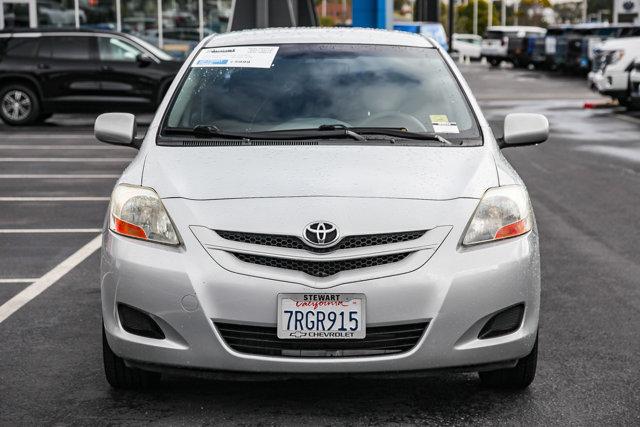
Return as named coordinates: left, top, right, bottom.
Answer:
left=94, top=113, right=139, bottom=148
left=136, top=53, right=152, bottom=67
left=500, top=113, right=549, bottom=148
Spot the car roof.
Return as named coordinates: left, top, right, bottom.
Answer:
left=0, top=28, right=126, bottom=37
left=205, top=27, right=436, bottom=49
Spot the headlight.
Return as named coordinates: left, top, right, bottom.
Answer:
left=463, top=185, right=532, bottom=246
left=608, top=49, right=624, bottom=65
left=109, top=184, right=180, bottom=245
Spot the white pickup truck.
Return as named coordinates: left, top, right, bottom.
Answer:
left=588, top=36, right=640, bottom=108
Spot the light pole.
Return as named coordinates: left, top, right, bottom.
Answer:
left=501, top=0, right=506, bottom=26
left=448, top=0, right=454, bottom=52
left=488, top=0, right=493, bottom=29
left=473, top=0, right=478, bottom=34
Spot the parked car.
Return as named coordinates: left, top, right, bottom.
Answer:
left=0, top=29, right=181, bottom=125
left=95, top=27, right=548, bottom=390
left=481, top=26, right=546, bottom=67
left=545, top=23, right=640, bottom=72
left=566, top=24, right=637, bottom=73
left=452, top=33, right=482, bottom=60
left=588, top=36, right=640, bottom=108
left=530, top=31, right=550, bottom=69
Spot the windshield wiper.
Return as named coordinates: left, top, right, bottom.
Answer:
left=348, top=127, right=455, bottom=145
left=316, top=124, right=454, bottom=145
left=164, top=125, right=255, bottom=140
left=163, top=125, right=367, bottom=141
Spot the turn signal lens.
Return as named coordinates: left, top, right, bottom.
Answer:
left=463, top=185, right=532, bottom=246
left=109, top=184, right=180, bottom=245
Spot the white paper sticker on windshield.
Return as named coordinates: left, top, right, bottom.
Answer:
left=193, top=46, right=279, bottom=69
left=430, top=114, right=460, bottom=134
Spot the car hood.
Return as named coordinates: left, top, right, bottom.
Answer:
left=142, top=145, right=498, bottom=200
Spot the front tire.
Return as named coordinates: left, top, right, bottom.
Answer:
left=103, top=325, right=161, bottom=389
left=0, top=85, right=40, bottom=125
left=479, top=334, right=538, bottom=389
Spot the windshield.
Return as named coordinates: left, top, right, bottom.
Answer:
left=163, top=44, right=481, bottom=142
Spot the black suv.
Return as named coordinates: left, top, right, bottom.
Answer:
left=0, top=29, right=181, bottom=125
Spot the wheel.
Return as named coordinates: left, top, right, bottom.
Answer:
left=102, top=325, right=161, bottom=389
left=489, top=58, right=502, bottom=67
left=0, top=85, right=40, bottom=125
left=479, top=334, right=538, bottom=390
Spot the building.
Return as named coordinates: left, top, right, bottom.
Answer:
left=0, top=0, right=233, bottom=51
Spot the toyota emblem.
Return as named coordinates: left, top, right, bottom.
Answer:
left=303, top=221, right=339, bottom=247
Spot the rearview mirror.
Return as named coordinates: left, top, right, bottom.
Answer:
left=500, top=113, right=549, bottom=148
left=94, top=113, right=138, bottom=148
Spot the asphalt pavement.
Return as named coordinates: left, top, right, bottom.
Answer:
left=0, top=64, right=638, bottom=425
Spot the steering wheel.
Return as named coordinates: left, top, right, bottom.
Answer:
left=359, top=111, right=428, bottom=132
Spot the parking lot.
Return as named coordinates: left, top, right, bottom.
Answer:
left=0, top=63, right=638, bottom=425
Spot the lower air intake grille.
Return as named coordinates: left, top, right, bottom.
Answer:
left=231, top=252, right=412, bottom=278
left=215, top=321, right=429, bottom=357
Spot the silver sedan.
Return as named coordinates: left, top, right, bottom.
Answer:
left=95, top=27, right=548, bottom=390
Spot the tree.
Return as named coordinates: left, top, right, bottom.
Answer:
left=454, top=0, right=499, bottom=35
left=513, top=0, right=552, bottom=26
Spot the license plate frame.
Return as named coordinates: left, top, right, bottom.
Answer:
left=277, top=293, right=366, bottom=340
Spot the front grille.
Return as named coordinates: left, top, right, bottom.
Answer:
left=216, top=229, right=426, bottom=253
left=215, top=321, right=429, bottom=357
left=231, top=251, right=412, bottom=278
left=218, top=230, right=307, bottom=250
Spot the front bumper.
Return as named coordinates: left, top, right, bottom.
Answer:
left=101, top=198, right=540, bottom=374
left=591, top=69, right=629, bottom=98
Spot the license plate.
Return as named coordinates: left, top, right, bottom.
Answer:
left=277, top=293, right=365, bottom=339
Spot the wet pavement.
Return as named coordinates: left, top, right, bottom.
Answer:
left=0, top=64, right=638, bottom=425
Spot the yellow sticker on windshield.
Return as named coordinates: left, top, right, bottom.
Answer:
left=430, top=114, right=449, bottom=123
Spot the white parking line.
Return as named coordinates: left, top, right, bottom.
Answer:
left=0, top=229, right=102, bottom=233
left=0, top=174, right=119, bottom=179
left=0, top=134, right=93, bottom=140
left=0, top=278, right=38, bottom=284
left=0, top=145, right=130, bottom=150
left=0, top=197, right=109, bottom=201
left=0, top=235, right=102, bottom=324
left=0, top=158, right=132, bottom=162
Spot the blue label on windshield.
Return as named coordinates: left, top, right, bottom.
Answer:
left=197, top=59, right=229, bottom=65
